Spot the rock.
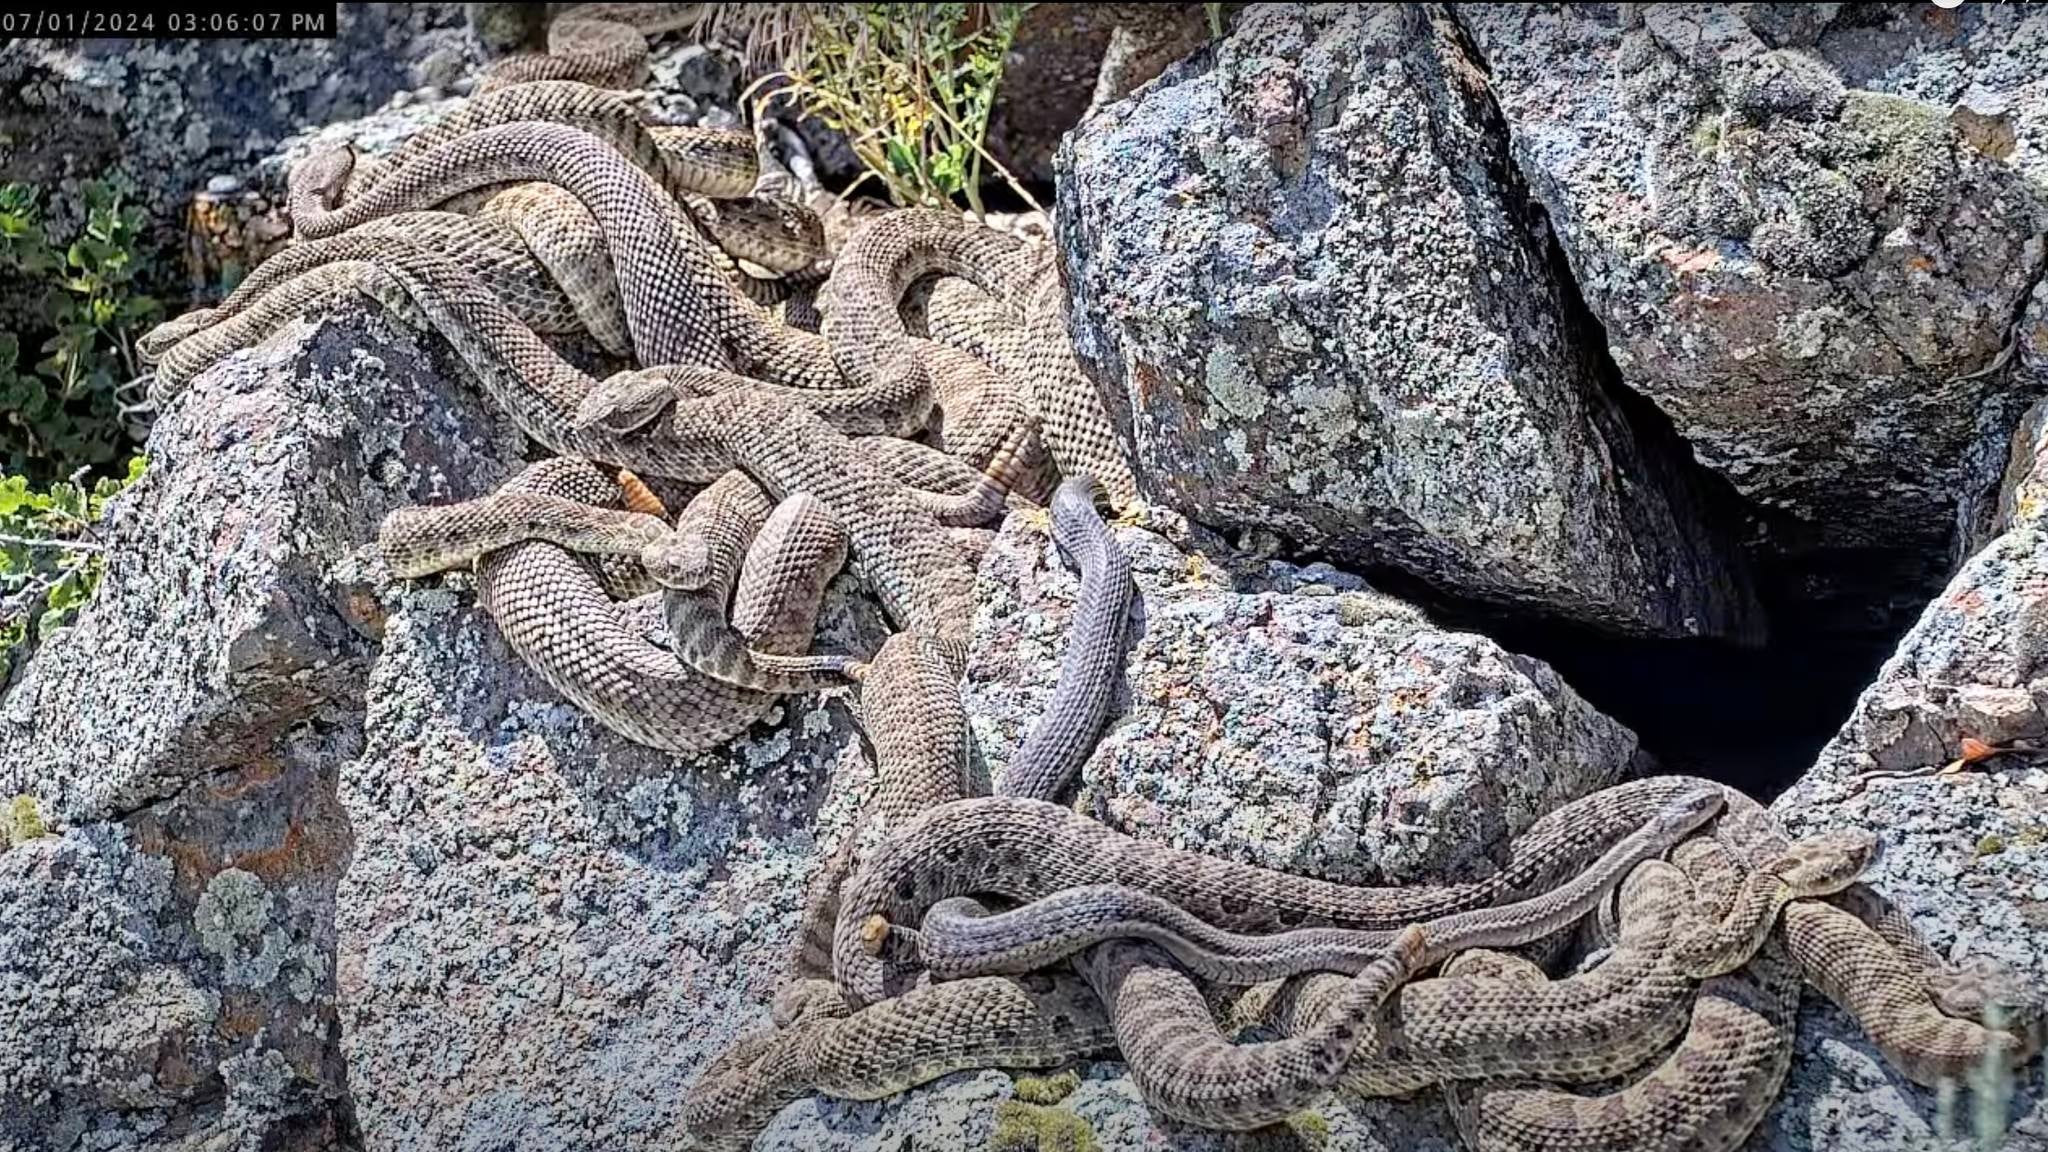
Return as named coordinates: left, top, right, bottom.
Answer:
left=654, top=42, right=744, bottom=107
left=968, top=504, right=1648, bottom=887
left=464, top=1, right=546, bottom=59
left=1058, top=3, right=1758, bottom=641
left=0, top=304, right=494, bottom=1145
left=1763, top=406, right=2048, bottom=1147
left=0, top=6, right=475, bottom=326
left=411, top=44, right=469, bottom=90
left=336, top=553, right=885, bottom=1147
left=1458, top=3, right=2048, bottom=630
left=1812, top=3, right=2048, bottom=188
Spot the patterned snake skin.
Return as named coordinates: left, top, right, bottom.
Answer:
left=285, top=121, right=846, bottom=387
left=830, top=776, right=1751, bottom=1008
left=379, top=457, right=844, bottom=752
left=829, top=209, right=1141, bottom=510
left=477, top=2, right=704, bottom=92
left=334, top=80, right=825, bottom=275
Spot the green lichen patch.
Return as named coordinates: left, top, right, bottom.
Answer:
left=991, top=1100, right=1099, bottom=1152
left=1012, top=1069, right=1082, bottom=1105
left=1287, top=1109, right=1333, bottom=1148
left=3, top=794, right=47, bottom=846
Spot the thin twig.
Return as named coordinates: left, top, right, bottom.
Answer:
left=0, top=532, right=105, bottom=553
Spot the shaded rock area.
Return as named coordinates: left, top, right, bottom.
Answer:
left=1458, top=2, right=2048, bottom=633
left=1058, top=3, right=1757, bottom=642
left=0, top=4, right=471, bottom=313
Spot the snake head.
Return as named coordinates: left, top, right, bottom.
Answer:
left=1654, top=786, right=1727, bottom=839
left=575, top=372, right=679, bottom=435
left=641, top=531, right=715, bottom=591
left=712, top=197, right=827, bottom=274
left=290, top=146, right=358, bottom=212
left=1775, top=829, right=1882, bottom=897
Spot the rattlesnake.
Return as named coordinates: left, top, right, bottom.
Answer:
left=780, top=473, right=1136, bottom=987
left=993, top=474, right=1135, bottom=801
left=477, top=2, right=703, bottom=92
left=379, top=455, right=845, bottom=752
left=1063, top=787, right=1725, bottom=1131
left=682, top=781, right=1720, bottom=1147
left=829, top=775, right=1745, bottom=1008
left=143, top=203, right=634, bottom=365
left=909, top=789, right=1725, bottom=983
left=1098, top=819, right=1867, bottom=1133
left=830, top=209, right=1141, bottom=511
left=327, top=79, right=826, bottom=276
left=285, top=121, right=846, bottom=387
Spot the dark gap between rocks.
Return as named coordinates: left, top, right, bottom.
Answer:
left=1336, top=7, right=1929, bottom=802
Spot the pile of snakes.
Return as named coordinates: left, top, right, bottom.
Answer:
left=136, top=8, right=2044, bottom=1151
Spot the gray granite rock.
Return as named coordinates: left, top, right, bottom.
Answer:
left=1057, top=2, right=1756, bottom=642
left=1812, top=3, right=2048, bottom=190
left=0, top=305, right=485, bottom=1148
left=967, top=502, right=1648, bottom=888
left=335, top=561, right=884, bottom=1150
left=1458, top=3, right=2048, bottom=627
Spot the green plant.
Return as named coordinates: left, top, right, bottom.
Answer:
left=0, top=455, right=143, bottom=661
left=727, top=3, right=1040, bottom=216
left=0, top=178, right=161, bottom=486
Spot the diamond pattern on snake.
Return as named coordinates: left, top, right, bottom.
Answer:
left=129, top=46, right=2042, bottom=1152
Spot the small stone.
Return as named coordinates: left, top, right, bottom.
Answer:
left=204, top=174, right=243, bottom=195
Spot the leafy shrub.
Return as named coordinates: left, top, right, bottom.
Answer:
left=715, top=3, right=1039, bottom=215
left=0, top=455, right=144, bottom=666
left=0, top=178, right=161, bottom=487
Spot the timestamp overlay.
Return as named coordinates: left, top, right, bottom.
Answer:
left=0, top=4, right=336, bottom=39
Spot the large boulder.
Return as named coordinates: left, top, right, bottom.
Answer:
left=1458, top=3, right=2048, bottom=630
left=1057, top=3, right=1757, bottom=642
left=0, top=305, right=503, bottom=1146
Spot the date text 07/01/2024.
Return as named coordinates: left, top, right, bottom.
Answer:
left=0, top=5, right=337, bottom=39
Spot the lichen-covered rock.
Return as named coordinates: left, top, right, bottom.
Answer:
left=1762, top=408, right=2048, bottom=1148
left=1458, top=3, right=2048, bottom=626
left=966, top=503, right=1648, bottom=888
left=335, top=567, right=885, bottom=1148
left=1813, top=3, right=2048, bottom=190
left=1057, top=3, right=1756, bottom=641
left=0, top=306, right=502, bottom=823
left=0, top=305, right=484, bottom=1147
left=0, top=827, right=354, bottom=1150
